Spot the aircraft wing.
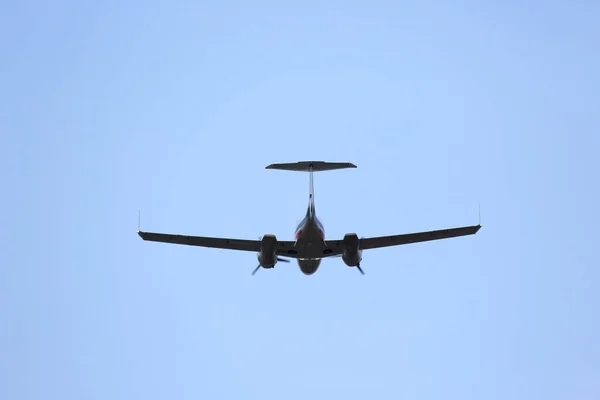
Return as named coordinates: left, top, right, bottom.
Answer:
left=137, top=230, right=299, bottom=255
left=138, top=224, right=481, bottom=258
left=138, top=230, right=262, bottom=252
left=322, top=224, right=482, bottom=256
left=359, top=224, right=481, bottom=250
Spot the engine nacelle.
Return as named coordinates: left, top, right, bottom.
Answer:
left=257, top=234, right=278, bottom=268
left=341, top=233, right=362, bottom=267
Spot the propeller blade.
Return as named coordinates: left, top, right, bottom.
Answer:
left=252, top=265, right=261, bottom=275
left=356, top=265, right=365, bottom=275
left=277, top=257, right=290, bottom=263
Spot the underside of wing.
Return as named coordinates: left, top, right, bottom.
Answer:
left=274, top=241, right=303, bottom=258
left=319, top=224, right=481, bottom=256
left=138, top=230, right=302, bottom=257
left=138, top=223, right=481, bottom=258
left=138, top=230, right=261, bottom=252
left=359, top=224, right=482, bottom=250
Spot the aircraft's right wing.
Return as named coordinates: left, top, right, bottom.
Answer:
left=359, top=224, right=482, bottom=250
left=320, top=223, right=481, bottom=257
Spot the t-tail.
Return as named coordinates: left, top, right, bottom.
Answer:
left=266, top=161, right=357, bottom=216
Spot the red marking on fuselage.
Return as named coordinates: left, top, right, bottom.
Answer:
left=295, top=226, right=324, bottom=240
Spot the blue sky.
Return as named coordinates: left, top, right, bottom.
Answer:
left=2, top=0, right=599, bottom=398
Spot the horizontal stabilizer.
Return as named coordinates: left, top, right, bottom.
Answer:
left=266, top=161, right=357, bottom=172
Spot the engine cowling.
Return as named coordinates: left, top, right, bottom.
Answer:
left=257, top=234, right=278, bottom=268
left=341, top=233, right=362, bottom=267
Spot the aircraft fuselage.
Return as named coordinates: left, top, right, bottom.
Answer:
left=294, top=205, right=325, bottom=275
left=293, top=170, right=326, bottom=275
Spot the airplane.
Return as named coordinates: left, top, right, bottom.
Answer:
left=137, top=161, right=482, bottom=276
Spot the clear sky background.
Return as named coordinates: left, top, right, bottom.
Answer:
left=2, top=0, right=599, bottom=399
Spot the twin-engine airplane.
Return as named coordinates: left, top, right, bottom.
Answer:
left=137, top=161, right=482, bottom=275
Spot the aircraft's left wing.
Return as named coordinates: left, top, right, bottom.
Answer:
left=137, top=230, right=299, bottom=255
left=138, top=230, right=262, bottom=252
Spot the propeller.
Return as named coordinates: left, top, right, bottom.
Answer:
left=251, top=256, right=290, bottom=275
left=356, top=236, right=366, bottom=275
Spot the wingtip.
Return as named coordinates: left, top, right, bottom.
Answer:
left=473, top=219, right=483, bottom=234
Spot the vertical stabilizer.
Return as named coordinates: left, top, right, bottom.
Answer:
left=309, top=166, right=315, bottom=215
left=266, top=161, right=357, bottom=218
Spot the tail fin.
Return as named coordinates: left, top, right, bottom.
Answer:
left=265, top=161, right=357, bottom=172
left=266, top=161, right=356, bottom=215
